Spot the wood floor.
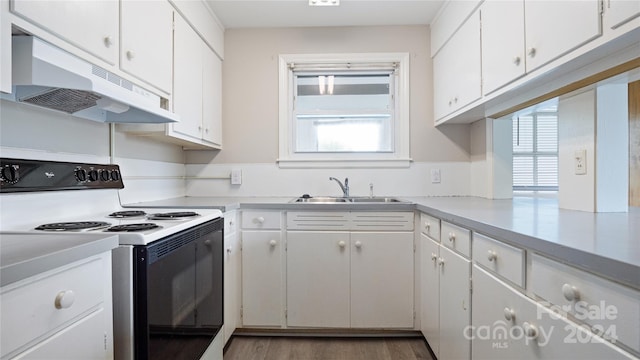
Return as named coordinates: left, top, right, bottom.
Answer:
left=223, top=336, right=435, bottom=360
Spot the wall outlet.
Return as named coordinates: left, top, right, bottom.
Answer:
left=430, top=168, right=441, bottom=184
left=231, top=169, right=242, bottom=185
left=574, top=150, right=587, bottom=175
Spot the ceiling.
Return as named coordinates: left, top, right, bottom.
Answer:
left=206, top=0, right=445, bottom=29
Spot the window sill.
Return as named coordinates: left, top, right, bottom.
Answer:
left=276, top=158, right=412, bottom=169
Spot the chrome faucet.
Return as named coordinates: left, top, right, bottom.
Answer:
left=329, top=177, right=349, bottom=197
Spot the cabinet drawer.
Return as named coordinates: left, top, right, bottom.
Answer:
left=1, top=256, right=106, bottom=358
left=419, top=213, right=440, bottom=241
left=531, top=253, right=640, bottom=354
left=242, top=210, right=282, bottom=229
left=351, top=212, right=414, bottom=231
left=440, top=221, right=471, bottom=258
left=473, top=233, right=525, bottom=288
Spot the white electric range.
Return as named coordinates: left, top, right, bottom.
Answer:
left=0, top=158, right=224, bottom=360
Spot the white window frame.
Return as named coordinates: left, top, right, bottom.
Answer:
left=278, top=53, right=411, bottom=168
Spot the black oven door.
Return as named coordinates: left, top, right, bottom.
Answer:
left=133, top=218, right=223, bottom=360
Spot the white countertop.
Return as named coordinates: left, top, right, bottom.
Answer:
left=0, top=233, right=119, bottom=287
left=124, top=195, right=640, bottom=290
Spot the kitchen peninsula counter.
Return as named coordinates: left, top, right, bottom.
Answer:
left=124, top=196, right=640, bottom=290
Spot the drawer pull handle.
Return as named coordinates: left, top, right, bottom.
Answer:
left=425, top=222, right=431, bottom=231
left=338, top=240, right=346, bottom=248
left=431, top=253, right=438, bottom=261
left=355, top=241, right=362, bottom=249
left=269, top=239, right=277, bottom=247
left=562, top=283, right=580, bottom=301
left=437, top=257, right=445, bottom=266
left=227, top=247, right=232, bottom=254
left=256, top=216, right=265, bottom=224
left=523, top=322, right=538, bottom=339
left=503, top=307, right=515, bottom=321
left=487, top=250, right=498, bottom=262
left=448, top=232, right=455, bottom=242
left=54, top=290, right=76, bottom=309
left=103, top=36, right=113, bottom=47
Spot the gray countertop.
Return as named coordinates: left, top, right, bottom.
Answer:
left=123, top=195, right=640, bottom=290
left=0, top=233, right=119, bottom=287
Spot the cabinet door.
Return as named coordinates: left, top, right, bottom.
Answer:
left=10, top=0, right=118, bottom=65
left=439, top=245, right=471, bottom=360
left=241, top=231, right=283, bottom=327
left=350, top=232, right=414, bottom=328
left=120, top=0, right=173, bottom=92
left=286, top=231, right=350, bottom=328
left=202, top=46, right=223, bottom=147
left=605, top=0, right=640, bottom=29
left=421, top=235, right=440, bottom=356
left=481, top=0, right=526, bottom=95
left=223, top=231, right=240, bottom=344
left=172, top=14, right=203, bottom=141
left=524, top=0, right=602, bottom=72
left=473, top=265, right=637, bottom=360
left=433, top=10, right=481, bottom=121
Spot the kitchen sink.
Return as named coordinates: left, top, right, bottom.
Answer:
left=290, top=196, right=409, bottom=204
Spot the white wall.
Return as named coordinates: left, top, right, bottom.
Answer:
left=558, top=84, right=629, bottom=212
left=186, top=25, right=473, bottom=197
left=0, top=99, right=187, bottom=203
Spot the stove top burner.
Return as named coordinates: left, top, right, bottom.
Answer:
left=35, top=221, right=112, bottom=231
left=147, top=211, right=200, bottom=220
left=105, top=223, right=161, bottom=232
left=108, top=210, right=147, bottom=218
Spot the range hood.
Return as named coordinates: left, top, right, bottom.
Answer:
left=5, top=36, right=179, bottom=124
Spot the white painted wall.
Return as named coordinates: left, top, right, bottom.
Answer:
left=0, top=99, right=187, bottom=203
left=469, top=118, right=512, bottom=199
left=185, top=25, right=473, bottom=197
left=185, top=161, right=470, bottom=198
left=558, top=84, right=629, bottom=212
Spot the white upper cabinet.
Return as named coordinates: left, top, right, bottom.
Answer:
left=120, top=0, right=173, bottom=93
left=170, top=13, right=223, bottom=149
left=433, top=9, right=481, bottom=121
left=202, top=46, right=223, bottom=147
left=10, top=0, right=118, bottom=65
left=480, top=0, right=526, bottom=95
left=524, top=0, right=602, bottom=72
left=604, top=0, right=640, bottom=30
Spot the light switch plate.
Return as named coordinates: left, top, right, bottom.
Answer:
left=574, top=150, right=587, bottom=175
left=430, top=168, right=441, bottom=184
left=231, top=169, right=242, bottom=185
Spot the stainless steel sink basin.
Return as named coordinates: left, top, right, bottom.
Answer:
left=290, top=196, right=409, bottom=204
left=292, top=196, right=350, bottom=203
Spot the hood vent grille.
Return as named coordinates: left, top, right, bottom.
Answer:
left=21, top=88, right=100, bottom=114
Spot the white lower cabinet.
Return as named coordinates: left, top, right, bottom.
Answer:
left=472, top=265, right=637, bottom=360
left=241, top=230, right=284, bottom=327
left=286, top=231, right=351, bottom=328
left=420, top=234, right=440, bottom=356
left=286, top=211, right=415, bottom=329
left=287, top=230, right=414, bottom=329
left=439, top=245, right=472, bottom=360
left=0, top=252, right=113, bottom=359
left=223, top=211, right=240, bottom=344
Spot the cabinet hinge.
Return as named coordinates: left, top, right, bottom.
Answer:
left=600, top=0, right=605, bottom=15
left=240, top=306, right=243, bottom=319
left=413, top=311, right=416, bottom=320
left=104, top=333, right=108, bottom=350
left=469, top=278, right=473, bottom=294
left=413, top=243, right=416, bottom=253
left=285, top=308, right=288, bottom=319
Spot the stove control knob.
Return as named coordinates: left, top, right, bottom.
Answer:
left=75, top=168, right=87, bottom=182
left=88, top=169, right=99, bottom=182
left=100, top=170, right=110, bottom=181
left=110, top=170, right=121, bottom=181
left=0, top=164, right=19, bottom=184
